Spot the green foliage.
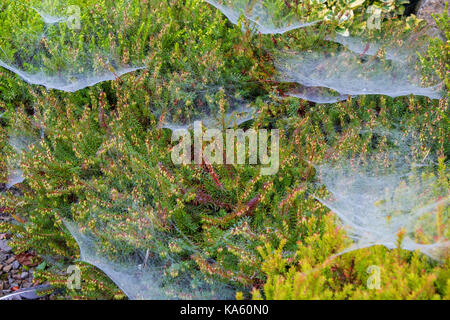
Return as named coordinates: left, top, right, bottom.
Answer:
left=252, top=165, right=449, bottom=300
left=0, top=0, right=448, bottom=300
left=419, top=3, right=450, bottom=97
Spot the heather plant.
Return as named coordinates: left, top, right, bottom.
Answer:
left=0, top=0, right=448, bottom=300
left=419, top=3, right=450, bottom=98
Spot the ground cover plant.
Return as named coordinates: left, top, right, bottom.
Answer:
left=0, top=0, right=448, bottom=300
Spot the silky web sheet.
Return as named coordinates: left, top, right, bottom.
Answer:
left=151, top=80, right=256, bottom=130
left=0, top=0, right=145, bottom=92
left=31, top=0, right=71, bottom=24
left=325, top=34, right=412, bottom=62
left=204, top=0, right=318, bottom=34
left=1, top=0, right=254, bottom=128
left=287, top=84, right=348, bottom=104
left=315, top=129, right=449, bottom=260
left=64, top=221, right=178, bottom=300
left=5, top=135, right=37, bottom=189
left=63, top=213, right=235, bottom=299
left=276, top=48, right=442, bottom=100
left=277, top=25, right=443, bottom=102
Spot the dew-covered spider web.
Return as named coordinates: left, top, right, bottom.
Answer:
left=0, top=0, right=256, bottom=129
left=5, top=134, right=38, bottom=189
left=325, top=33, right=412, bottom=62
left=276, top=47, right=442, bottom=100
left=31, top=0, right=72, bottom=24
left=204, top=0, right=319, bottom=34
left=0, top=0, right=146, bottom=92
left=150, top=78, right=256, bottom=131
left=62, top=194, right=236, bottom=299
left=286, top=84, right=348, bottom=104
left=275, top=23, right=443, bottom=102
left=3, top=101, right=240, bottom=300
left=64, top=220, right=235, bottom=300
left=315, top=128, right=449, bottom=260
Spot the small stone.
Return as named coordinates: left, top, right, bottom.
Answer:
left=20, top=272, right=29, bottom=280
left=0, top=239, right=12, bottom=253
left=5, top=257, right=15, bottom=265
left=416, top=0, right=449, bottom=38
left=12, top=260, right=20, bottom=270
left=0, top=252, right=7, bottom=262
left=22, top=281, right=32, bottom=289
left=3, top=264, right=12, bottom=273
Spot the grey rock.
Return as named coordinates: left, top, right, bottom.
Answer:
left=20, top=272, right=29, bottom=280
left=416, top=0, right=449, bottom=38
left=0, top=252, right=7, bottom=262
left=12, top=261, right=20, bottom=270
left=5, top=257, right=15, bottom=265
left=3, top=265, right=12, bottom=273
left=0, top=284, right=52, bottom=300
left=0, top=240, right=12, bottom=253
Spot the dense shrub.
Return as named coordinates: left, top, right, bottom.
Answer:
left=0, top=0, right=448, bottom=299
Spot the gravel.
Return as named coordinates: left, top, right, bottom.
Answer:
left=0, top=240, right=12, bottom=253
left=0, top=243, right=42, bottom=298
left=0, top=232, right=49, bottom=298
left=0, top=185, right=52, bottom=299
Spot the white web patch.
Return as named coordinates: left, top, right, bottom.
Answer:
left=0, top=0, right=145, bottom=92
left=276, top=48, right=442, bottom=100
left=204, top=0, right=318, bottom=34
left=315, top=129, right=449, bottom=260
